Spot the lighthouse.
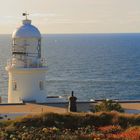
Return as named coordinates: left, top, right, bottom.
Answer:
left=6, top=13, right=47, bottom=103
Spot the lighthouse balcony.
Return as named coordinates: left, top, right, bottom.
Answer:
left=12, top=45, right=26, bottom=54
left=6, top=58, right=47, bottom=70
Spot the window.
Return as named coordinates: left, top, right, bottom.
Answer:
left=39, top=81, right=44, bottom=90
left=13, top=81, right=17, bottom=91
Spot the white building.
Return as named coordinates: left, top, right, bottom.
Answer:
left=6, top=14, right=47, bottom=103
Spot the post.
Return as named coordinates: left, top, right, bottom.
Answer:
left=0, top=96, right=2, bottom=103
left=68, top=91, right=77, bottom=112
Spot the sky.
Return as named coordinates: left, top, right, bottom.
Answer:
left=0, top=0, right=140, bottom=34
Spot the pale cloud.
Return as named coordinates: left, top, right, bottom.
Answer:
left=0, top=16, right=20, bottom=25
left=50, top=19, right=100, bottom=24
left=46, top=18, right=100, bottom=24
left=31, top=13, right=58, bottom=18
left=47, top=19, right=73, bottom=24
left=0, top=0, right=140, bottom=33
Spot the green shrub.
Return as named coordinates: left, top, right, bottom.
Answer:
left=95, top=100, right=124, bottom=113
left=133, top=116, right=140, bottom=126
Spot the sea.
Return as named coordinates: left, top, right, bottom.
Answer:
left=1, top=33, right=140, bottom=102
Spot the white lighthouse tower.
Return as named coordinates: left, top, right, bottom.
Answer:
left=6, top=13, right=47, bottom=103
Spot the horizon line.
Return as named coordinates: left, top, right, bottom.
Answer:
left=1, top=32, right=140, bottom=35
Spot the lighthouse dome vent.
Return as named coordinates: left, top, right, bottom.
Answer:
left=12, top=19, right=41, bottom=39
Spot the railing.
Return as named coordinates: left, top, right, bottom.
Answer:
left=12, top=48, right=26, bottom=53
left=6, top=58, right=47, bottom=69
left=12, top=45, right=26, bottom=53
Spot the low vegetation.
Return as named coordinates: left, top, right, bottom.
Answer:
left=0, top=112, right=140, bottom=139
left=94, top=99, right=124, bottom=113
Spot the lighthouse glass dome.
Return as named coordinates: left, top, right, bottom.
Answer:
left=12, top=19, right=41, bottom=39
left=11, top=19, right=43, bottom=68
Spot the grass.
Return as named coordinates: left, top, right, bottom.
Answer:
left=1, top=112, right=140, bottom=139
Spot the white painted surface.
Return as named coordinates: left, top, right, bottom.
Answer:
left=6, top=17, right=47, bottom=103
left=7, top=68, right=47, bottom=103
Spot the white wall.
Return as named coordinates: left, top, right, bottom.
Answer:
left=8, top=68, right=47, bottom=103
